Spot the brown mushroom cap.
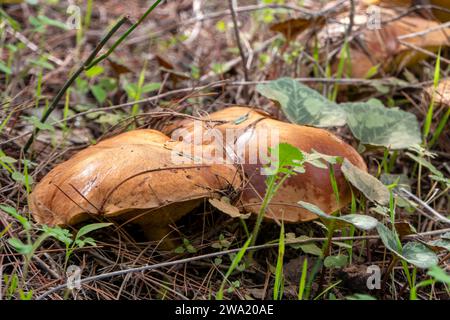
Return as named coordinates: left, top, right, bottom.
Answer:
left=163, top=106, right=367, bottom=223
left=29, top=129, right=240, bottom=239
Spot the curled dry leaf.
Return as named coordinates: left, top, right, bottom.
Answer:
left=424, top=78, right=450, bottom=108
left=341, top=159, right=390, bottom=205
left=209, top=197, right=250, bottom=219
left=29, top=129, right=240, bottom=245
left=163, top=106, right=367, bottom=223
left=350, top=10, right=449, bottom=77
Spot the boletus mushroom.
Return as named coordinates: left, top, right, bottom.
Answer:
left=29, top=129, right=240, bottom=246
left=163, top=106, right=367, bottom=223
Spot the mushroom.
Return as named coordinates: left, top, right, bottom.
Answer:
left=29, top=129, right=240, bottom=245
left=163, top=106, right=367, bottom=223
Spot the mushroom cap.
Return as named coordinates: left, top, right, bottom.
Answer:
left=164, top=106, right=367, bottom=223
left=29, top=129, right=240, bottom=228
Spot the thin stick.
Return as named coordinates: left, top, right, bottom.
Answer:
left=85, top=0, right=163, bottom=69
left=228, top=0, right=249, bottom=83
left=35, top=228, right=450, bottom=300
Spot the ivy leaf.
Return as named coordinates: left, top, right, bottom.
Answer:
left=341, top=102, right=421, bottom=149
left=256, top=78, right=346, bottom=127
left=376, top=223, right=438, bottom=269
left=376, top=222, right=402, bottom=253
left=341, top=159, right=390, bottom=205
left=324, top=255, right=348, bottom=268
left=427, top=232, right=450, bottom=252
left=298, top=201, right=378, bottom=231
left=401, top=242, right=438, bottom=269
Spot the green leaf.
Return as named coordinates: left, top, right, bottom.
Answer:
left=341, top=159, right=390, bottom=205
left=427, top=265, right=450, bottom=284
left=85, top=65, right=104, bottom=78
left=11, top=171, right=34, bottom=186
left=405, top=152, right=443, bottom=178
left=75, top=222, right=112, bottom=240
left=42, top=225, right=73, bottom=245
left=427, top=238, right=450, bottom=252
left=91, top=85, right=107, bottom=103
left=376, top=223, right=401, bottom=254
left=0, top=204, right=31, bottom=230
left=0, top=60, right=12, bottom=75
left=23, top=115, right=55, bottom=132
left=324, top=255, right=348, bottom=268
left=376, top=223, right=438, bottom=269
left=37, top=15, right=70, bottom=30
left=286, top=234, right=322, bottom=256
left=0, top=155, right=17, bottom=164
left=402, top=242, right=438, bottom=269
left=346, top=294, right=377, bottom=300
left=341, top=102, right=421, bottom=149
left=257, top=78, right=347, bottom=127
left=142, top=82, right=161, bottom=93
left=217, top=236, right=252, bottom=300
left=174, top=246, right=185, bottom=254
left=28, top=58, right=54, bottom=70
left=8, top=238, right=32, bottom=255
left=298, top=201, right=378, bottom=231
left=264, top=143, right=304, bottom=175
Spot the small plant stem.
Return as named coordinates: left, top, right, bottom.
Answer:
left=428, top=107, right=449, bottom=147
left=23, top=16, right=129, bottom=153
left=227, top=0, right=249, bottom=83
left=248, top=175, right=276, bottom=256
left=85, top=0, right=163, bottom=69
left=381, top=256, right=398, bottom=293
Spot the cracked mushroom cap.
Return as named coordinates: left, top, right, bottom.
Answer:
left=29, top=129, right=240, bottom=239
left=163, top=106, right=367, bottom=223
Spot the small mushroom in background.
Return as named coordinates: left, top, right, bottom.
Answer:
left=29, top=129, right=241, bottom=247
left=162, top=106, right=367, bottom=223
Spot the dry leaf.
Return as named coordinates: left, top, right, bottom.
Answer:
left=270, top=17, right=325, bottom=41
left=209, top=197, right=250, bottom=219
left=424, top=78, right=450, bottom=107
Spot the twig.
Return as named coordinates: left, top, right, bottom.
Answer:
left=228, top=0, right=249, bottom=83
left=345, top=0, right=355, bottom=41
left=36, top=228, right=450, bottom=300
left=398, top=40, right=450, bottom=65
left=5, top=25, right=64, bottom=66
left=398, top=187, right=450, bottom=225
left=85, top=0, right=163, bottom=69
